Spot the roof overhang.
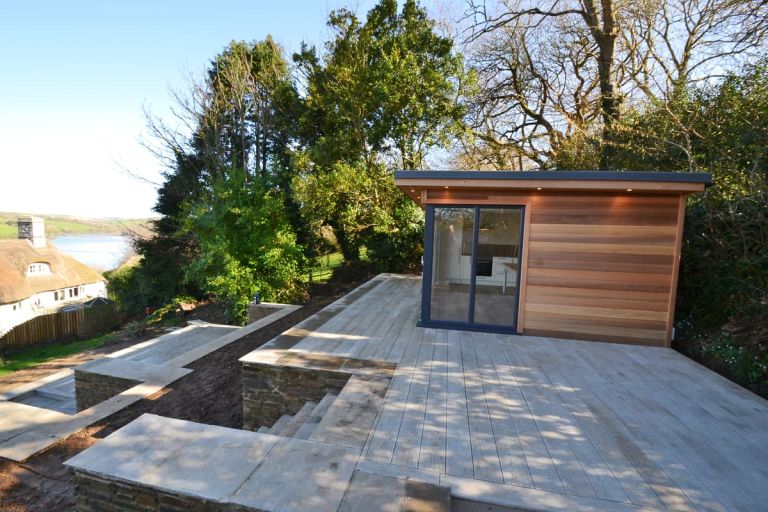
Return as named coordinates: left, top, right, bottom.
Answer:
left=395, top=170, right=712, bottom=205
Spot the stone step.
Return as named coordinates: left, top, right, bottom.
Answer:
left=309, top=376, right=390, bottom=451
left=340, top=470, right=451, bottom=511
left=268, top=414, right=292, bottom=435
left=280, top=401, right=318, bottom=438
left=294, top=392, right=337, bottom=440
left=34, top=388, right=73, bottom=401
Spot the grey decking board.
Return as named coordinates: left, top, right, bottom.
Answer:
left=347, top=281, right=407, bottom=360
left=529, top=346, right=672, bottom=510
left=444, top=328, right=475, bottom=479
left=507, top=337, right=630, bottom=503
left=618, top=344, right=768, bottom=456
left=460, top=331, right=504, bottom=484
left=499, top=339, right=599, bottom=499
left=417, top=328, right=448, bottom=473
left=236, top=274, right=768, bottom=512
left=364, top=325, right=423, bottom=463
left=554, top=342, right=747, bottom=512
left=570, top=344, right=765, bottom=511
left=484, top=338, right=566, bottom=495
left=472, top=336, right=534, bottom=489
left=391, top=328, right=436, bottom=468
left=554, top=342, right=704, bottom=511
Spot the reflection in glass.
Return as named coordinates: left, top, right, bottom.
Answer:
left=430, top=208, right=474, bottom=322
left=473, top=208, right=521, bottom=326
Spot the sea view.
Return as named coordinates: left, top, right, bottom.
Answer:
left=52, top=234, right=132, bottom=271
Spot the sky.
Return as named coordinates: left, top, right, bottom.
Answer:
left=0, top=0, right=388, bottom=219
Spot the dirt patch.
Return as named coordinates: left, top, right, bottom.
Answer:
left=0, top=273, right=372, bottom=512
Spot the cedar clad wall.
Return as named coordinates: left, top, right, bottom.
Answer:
left=523, top=193, right=681, bottom=346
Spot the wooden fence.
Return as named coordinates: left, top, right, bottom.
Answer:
left=0, top=304, right=119, bottom=353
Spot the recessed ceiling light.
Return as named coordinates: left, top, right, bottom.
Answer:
left=410, top=189, right=415, bottom=192
left=627, top=188, right=633, bottom=192
left=444, top=186, right=449, bottom=189
left=536, top=187, right=542, bottom=191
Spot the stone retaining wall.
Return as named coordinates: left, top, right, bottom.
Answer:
left=241, top=351, right=397, bottom=431
left=241, top=361, right=349, bottom=430
left=73, top=471, right=252, bottom=512
left=246, top=303, right=284, bottom=325
left=74, top=370, right=139, bottom=412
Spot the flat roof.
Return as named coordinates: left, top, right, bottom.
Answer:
left=395, top=170, right=711, bottom=202
left=394, top=170, right=712, bottom=185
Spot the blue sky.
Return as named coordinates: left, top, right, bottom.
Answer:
left=0, top=1, right=388, bottom=218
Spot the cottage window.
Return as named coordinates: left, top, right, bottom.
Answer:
left=27, top=262, right=51, bottom=275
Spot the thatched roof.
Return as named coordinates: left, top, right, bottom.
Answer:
left=0, top=240, right=106, bottom=304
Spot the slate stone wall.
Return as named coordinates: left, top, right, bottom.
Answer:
left=246, top=303, right=282, bottom=325
left=74, top=370, right=139, bottom=412
left=73, top=471, right=253, bottom=512
left=241, top=362, right=349, bottom=431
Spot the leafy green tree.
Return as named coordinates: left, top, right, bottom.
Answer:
left=606, top=58, right=768, bottom=393
left=184, top=167, right=306, bottom=322
left=126, top=38, right=307, bottom=318
left=296, top=0, right=468, bottom=170
left=293, top=0, right=467, bottom=266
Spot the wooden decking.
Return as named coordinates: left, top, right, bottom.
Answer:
left=290, top=275, right=768, bottom=512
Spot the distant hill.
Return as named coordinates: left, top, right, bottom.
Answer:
left=0, top=212, right=154, bottom=240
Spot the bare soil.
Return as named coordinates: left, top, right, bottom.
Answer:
left=0, top=270, right=373, bottom=512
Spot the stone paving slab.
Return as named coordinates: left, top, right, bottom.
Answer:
left=339, top=470, right=451, bottom=512
left=231, top=436, right=358, bottom=512
left=0, top=304, right=300, bottom=462
left=67, top=414, right=360, bottom=512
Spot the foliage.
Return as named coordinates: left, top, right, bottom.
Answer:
left=132, top=38, right=310, bottom=319
left=105, top=265, right=151, bottom=317
left=295, top=0, right=469, bottom=170
left=700, top=334, right=768, bottom=391
left=293, top=160, right=424, bottom=269
left=303, top=252, right=344, bottom=284
left=363, top=200, right=424, bottom=273
left=146, top=295, right=196, bottom=326
left=292, top=0, right=462, bottom=269
left=184, top=167, right=307, bottom=323
left=619, top=59, right=768, bottom=396
left=462, top=0, right=768, bottom=169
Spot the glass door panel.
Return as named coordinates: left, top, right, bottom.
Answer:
left=473, top=208, right=522, bottom=326
left=430, top=207, right=474, bottom=323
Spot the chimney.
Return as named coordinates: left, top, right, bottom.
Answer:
left=17, top=217, right=47, bottom=248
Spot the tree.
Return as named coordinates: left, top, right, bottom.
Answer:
left=296, top=0, right=469, bottom=171
left=184, top=167, right=306, bottom=322
left=132, top=38, right=307, bottom=319
left=463, top=0, right=768, bottom=168
left=293, top=0, right=468, bottom=266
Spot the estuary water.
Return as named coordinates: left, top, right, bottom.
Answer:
left=52, top=234, right=132, bottom=271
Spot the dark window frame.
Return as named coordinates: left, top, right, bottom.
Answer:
left=419, top=204, right=526, bottom=335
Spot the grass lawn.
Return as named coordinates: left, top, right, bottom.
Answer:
left=303, top=252, right=344, bottom=283
left=0, top=333, right=115, bottom=377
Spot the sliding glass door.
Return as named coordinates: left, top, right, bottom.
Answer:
left=422, top=205, right=524, bottom=332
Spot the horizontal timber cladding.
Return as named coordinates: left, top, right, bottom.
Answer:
left=423, top=189, right=684, bottom=346
left=524, top=193, right=681, bottom=346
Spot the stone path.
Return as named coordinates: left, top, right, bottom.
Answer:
left=0, top=306, right=299, bottom=462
